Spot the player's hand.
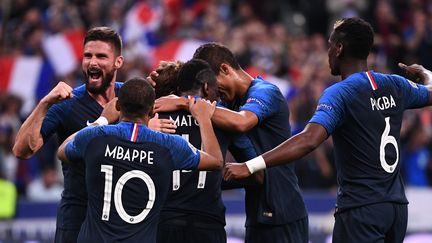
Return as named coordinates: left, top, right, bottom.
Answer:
left=146, top=71, right=157, bottom=87
left=154, top=95, right=187, bottom=113
left=41, top=81, right=73, bottom=105
left=100, top=98, right=120, bottom=124
left=223, top=162, right=251, bottom=180
left=148, top=113, right=177, bottom=133
left=188, top=97, right=216, bottom=121
left=398, top=63, right=432, bottom=83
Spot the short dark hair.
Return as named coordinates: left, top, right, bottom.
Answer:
left=118, top=77, right=155, bottom=118
left=177, top=59, right=216, bottom=93
left=84, top=27, right=122, bottom=55
left=153, top=60, right=183, bottom=98
left=331, top=17, right=374, bottom=59
left=193, top=43, right=240, bottom=75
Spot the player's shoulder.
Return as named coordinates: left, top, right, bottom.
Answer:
left=249, top=76, right=284, bottom=99
left=252, top=77, right=280, bottom=91
left=72, top=84, right=87, bottom=97
left=137, top=125, right=185, bottom=148
left=371, top=72, right=415, bottom=91
left=75, top=125, right=105, bottom=143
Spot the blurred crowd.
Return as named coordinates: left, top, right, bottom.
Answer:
left=1, top=0, right=432, bottom=202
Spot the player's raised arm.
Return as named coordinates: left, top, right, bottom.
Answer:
left=398, top=63, right=432, bottom=105
left=224, top=123, right=328, bottom=180
left=189, top=97, right=223, bottom=170
left=13, top=82, right=73, bottom=159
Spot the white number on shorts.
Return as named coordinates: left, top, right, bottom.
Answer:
left=101, top=165, right=156, bottom=224
left=379, top=117, right=399, bottom=173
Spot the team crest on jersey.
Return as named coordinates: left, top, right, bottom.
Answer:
left=407, top=79, right=418, bottom=89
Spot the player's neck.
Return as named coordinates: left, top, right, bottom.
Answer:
left=340, top=59, right=368, bottom=80
left=88, top=81, right=116, bottom=107
left=121, top=116, right=149, bottom=126
left=237, top=69, right=254, bottom=98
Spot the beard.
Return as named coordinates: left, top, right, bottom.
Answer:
left=84, top=68, right=115, bottom=94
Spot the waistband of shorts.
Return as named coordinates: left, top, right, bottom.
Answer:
left=159, top=217, right=224, bottom=229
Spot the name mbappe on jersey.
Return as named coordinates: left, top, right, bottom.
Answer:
left=104, top=144, right=154, bottom=164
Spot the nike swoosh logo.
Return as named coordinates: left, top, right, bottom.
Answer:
left=86, top=120, right=93, bottom=126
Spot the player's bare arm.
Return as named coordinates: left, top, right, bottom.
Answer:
left=224, top=123, right=327, bottom=180
left=398, top=62, right=432, bottom=105
left=13, top=81, right=73, bottom=159
left=154, top=95, right=258, bottom=133
left=154, top=95, right=189, bottom=113
left=189, top=97, right=223, bottom=170
left=211, top=107, right=258, bottom=133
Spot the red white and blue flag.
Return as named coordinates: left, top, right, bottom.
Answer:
left=151, top=39, right=205, bottom=68
left=42, top=29, right=84, bottom=76
left=122, top=2, right=161, bottom=45
left=0, top=56, right=54, bottom=114
left=246, top=65, right=293, bottom=98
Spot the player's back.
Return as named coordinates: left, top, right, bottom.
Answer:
left=320, top=71, right=429, bottom=211
left=158, top=110, right=229, bottom=225
left=72, top=122, right=199, bottom=242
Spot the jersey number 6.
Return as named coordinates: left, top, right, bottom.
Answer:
left=380, top=117, right=399, bottom=173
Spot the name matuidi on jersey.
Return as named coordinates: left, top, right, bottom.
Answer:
left=104, top=145, right=154, bottom=164
left=170, top=115, right=199, bottom=127
left=370, top=95, right=396, bottom=111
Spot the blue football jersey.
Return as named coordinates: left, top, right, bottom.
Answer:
left=158, top=110, right=228, bottom=225
left=40, top=82, right=122, bottom=230
left=65, top=122, right=200, bottom=242
left=309, top=71, right=429, bottom=211
left=221, top=77, right=307, bottom=226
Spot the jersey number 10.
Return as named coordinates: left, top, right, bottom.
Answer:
left=100, top=165, right=156, bottom=224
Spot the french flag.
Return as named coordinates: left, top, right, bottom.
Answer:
left=246, top=65, right=293, bottom=98
left=152, top=39, right=206, bottom=68
left=0, top=56, right=54, bottom=114
left=122, top=2, right=161, bottom=45
left=42, top=29, right=84, bottom=76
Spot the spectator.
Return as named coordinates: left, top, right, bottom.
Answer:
left=26, top=166, right=62, bottom=202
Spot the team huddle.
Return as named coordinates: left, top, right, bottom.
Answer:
left=12, top=17, right=432, bottom=243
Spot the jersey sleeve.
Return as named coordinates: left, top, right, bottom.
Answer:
left=169, top=135, right=200, bottom=170
left=40, top=102, right=66, bottom=142
left=309, top=85, right=346, bottom=135
left=239, top=83, right=281, bottom=123
left=64, top=126, right=99, bottom=162
left=397, top=75, right=430, bottom=109
left=228, top=134, right=257, bottom=162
